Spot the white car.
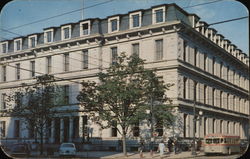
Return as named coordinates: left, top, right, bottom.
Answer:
left=59, top=143, right=76, bottom=157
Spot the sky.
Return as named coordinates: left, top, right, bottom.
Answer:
left=0, top=0, right=248, bottom=54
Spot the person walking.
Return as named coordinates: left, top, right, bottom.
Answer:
left=138, top=140, right=145, bottom=158
left=167, top=138, right=173, bottom=153
left=149, top=141, right=154, bottom=157
left=158, top=140, right=165, bottom=159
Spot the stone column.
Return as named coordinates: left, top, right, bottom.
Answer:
left=69, top=117, right=73, bottom=142
left=79, top=116, right=83, bottom=141
left=50, top=119, right=55, bottom=143
left=60, top=118, right=64, bottom=143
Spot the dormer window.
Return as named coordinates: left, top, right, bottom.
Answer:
left=80, top=21, right=91, bottom=36
left=14, top=39, right=22, bottom=52
left=1, top=42, right=8, bottom=53
left=28, top=35, right=37, bottom=48
left=61, top=25, right=71, bottom=40
left=129, top=11, right=142, bottom=29
left=44, top=29, right=54, bottom=43
left=152, top=6, right=165, bottom=24
left=108, top=16, right=119, bottom=33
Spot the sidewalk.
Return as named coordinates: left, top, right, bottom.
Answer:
left=29, top=150, right=204, bottom=158
left=75, top=151, right=204, bottom=159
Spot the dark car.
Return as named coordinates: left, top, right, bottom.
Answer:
left=10, top=143, right=31, bottom=157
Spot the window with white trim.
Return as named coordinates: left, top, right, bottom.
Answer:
left=61, top=25, right=71, bottom=40
left=80, top=21, right=91, bottom=36
left=46, top=56, right=52, bottom=74
left=28, top=35, right=37, bottom=48
left=1, top=93, right=6, bottom=110
left=30, top=61, right=35, bottom=77
left=1, top=42, right=8, bottom=53
left=155, top=39, right=163, bottom=60
left=108, top=16, right=119, bottom=33
left=111, top=47, right=118, bottom=65
left=129, top=11, right=142, bottom=29
left=82, top=50, right=88, bottom=69
left=2, top=66, right=6, bottom=82
left=132, top=43, right=139, bottom=55
left=64, top=53, right=69, bottom=72
left=44, top=29, right=54, bottom=43
left=16, top=63, right=20, bottom=80
left=152, top=6, right=165, bottom=24
left=14, top=39, right=22, bottom=52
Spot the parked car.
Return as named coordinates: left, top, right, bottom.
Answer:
left=59, top=143, right=76, bottom=157
left=240, top=140, right=249, bottom=153
left=10, top=143, right=31, bottom=157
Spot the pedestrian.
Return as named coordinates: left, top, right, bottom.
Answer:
left=167, top=138, right=173, bottom=153
left=149, top=140, right=154, bottom=157
left=138, top=140, right=145, bottom=158
left=174, top=139, right=179, bottom=154
left=158, top=140, right=165, bottom=158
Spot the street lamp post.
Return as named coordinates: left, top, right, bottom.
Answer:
left=191, top=109, right=203, bottom=156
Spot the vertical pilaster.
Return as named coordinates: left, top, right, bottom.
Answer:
left=51, top=119, right=55, bottom=143
left=69, top=117, right=73, bottom=142
left=60, top=118, right=64, bottom=143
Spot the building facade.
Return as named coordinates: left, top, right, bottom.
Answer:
left=0, top=3, right=249, bottom=150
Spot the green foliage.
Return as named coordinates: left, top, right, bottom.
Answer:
left=77, top=52, right=175, bottom=133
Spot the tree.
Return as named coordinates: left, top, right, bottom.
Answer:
left=5, top=74, right=60, bottom=155
left=77, top=53, right=175, bottom=156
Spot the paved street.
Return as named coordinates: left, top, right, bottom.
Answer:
left=5, top=150, right=245, bottom=159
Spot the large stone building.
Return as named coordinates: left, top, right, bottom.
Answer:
left=0, top=3, right=249, bottom=150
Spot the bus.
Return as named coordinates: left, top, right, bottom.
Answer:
left=204, top=134, right=240, bottom=155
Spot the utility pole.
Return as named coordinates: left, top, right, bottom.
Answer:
left=81, top=0, right=84, bottom=20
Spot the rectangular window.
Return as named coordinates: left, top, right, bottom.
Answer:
left=183, top=41, right=187, bottom=62
left=204, top=53, right=207, bottom=71
left=220, top=91, right=222, bottom=108
left=156, top=119, right=163, bottom=136
left=63, top=85, right=69, bottom=104
left=1, top=94, right=6, bottom=110
left=111, top=121, right=117, bottom=137
left=30, top=37, right=36, bottom=48
left=15, top=92, right=23, bottom=108
left=212, top=88, right=215, bottom=106
left=64, top=53, right=69, bottom=72
left=2, top=43, right=7, bottom=53
left=83, top=50, right=88, bottom=69
left=2, top=66, right=6, bottom=82
left=194, top=48, right=197, bottom=66
left=14, top=120, right=20, bottom=138
left=63, top=27, right=70, bottom=39
left=220, top=62, right=223, bottom=78
left=212, top=57, right=215, bottom=75
left=132, top=14, right=140, bottom=27
left=227, top=66, right=230, bottom=81
left=204, top=85, right=207, bottom=104
left=155, top=9, right=163, bottom=23
left=132, top=121, right=140, bottom=137
left=16, top=63, right=20, bottom=80
left=47, top=56, right=52, bottom=74
left=155, top=39, right=163, bottom=60
left=183, top=77, right=187, bottom=99
left=30, top=61, right=35, bottom=77
left=183, top=114, right=187, bottom=137
left=15, top=40, right=21, bottom=51
left=111, top=19, right=118, bottom=32
left=46, top=31, right=52, bottom=42
left=0, top=121, right=6, bottom=137
left=111, top=47, right=118, bottom=65
left=82, top=23, right=89, bottom=35
left=132, top=43, right=139, bottom=55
